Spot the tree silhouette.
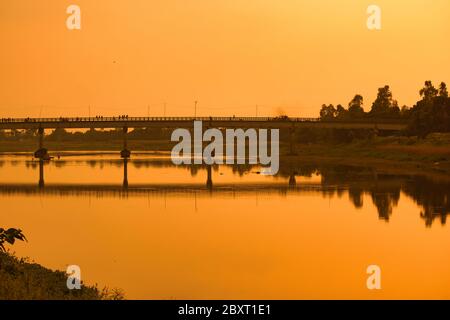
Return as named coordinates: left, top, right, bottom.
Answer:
left=369, top=85, right=400, bottom=118
left=348, top=94, right=365, bottom=118
left=439, top=82, right=448, bottom=98
left=335, top=104, right=348, bottom=119
left=419, top=81, right=438, bottom=101
left=317, top=81, right=450, bottom=136
left=319, top=104, right=337, bottom=120
left=408, top=81, right=450, bottom=136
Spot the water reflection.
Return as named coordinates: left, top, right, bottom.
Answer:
left=1, top=155, right=450, bottom=227
left=123, top=158, right=129, bottom=188
left=404, top=177, right=449, bottom=227
left=38, top=160, right=44, bottom=188
left=2, top=154, right=450, bottom=299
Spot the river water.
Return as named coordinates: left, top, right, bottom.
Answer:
left=1, top=153, right=449, bottom=299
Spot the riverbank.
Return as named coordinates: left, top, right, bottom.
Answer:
left=291, top=134, right=450, bottom=175
left=0, top=252, right=124, bottom=300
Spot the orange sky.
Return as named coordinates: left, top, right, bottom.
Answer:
left=0, top=0, right=449, bottom=118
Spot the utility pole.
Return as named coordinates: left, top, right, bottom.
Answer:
left=256, top=104, right=258, bottom=117
left=164, top=102, right=166, bottom=117
left=147, top=105, right=150, bottom=117
left=194, top=100, right=198, bottom=118
left=88, top=105, right=91, bottom=118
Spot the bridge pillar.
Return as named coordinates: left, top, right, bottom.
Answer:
left=123, top=158, right=129, bottom=188
left=34, top=127, right=49, bottom=160
left=120, top=126, right=131, bottom=159
left=206, top=165, right=213, bottom=190
left=38, top=159, right=45, bottom=188
left=289, top=173, right=296, bottom=187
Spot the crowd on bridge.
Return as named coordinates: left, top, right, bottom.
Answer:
left=0, top=118, right=14, bottom=122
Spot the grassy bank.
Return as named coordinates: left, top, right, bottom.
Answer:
left=0, top=252, right=124, bottom=300
left=292, top=133, right=450, bottom=174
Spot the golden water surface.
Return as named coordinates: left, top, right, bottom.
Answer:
left=1, top=154, right=449, bottom=299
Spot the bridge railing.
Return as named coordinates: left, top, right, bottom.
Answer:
left=0, top=116, right=322, bottom=123
left=0, top=116, right=409, bottom=125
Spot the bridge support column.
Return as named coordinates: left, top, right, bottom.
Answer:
left=120, top=127, right=131, bottom=159
left=206, top=165, right=213, bottom=190
left=34, top=128, right=49, bottom=160
left=289, top=173, right=296, bottom=187
left=123, top=158, right=129, bottom=188
left=38, top=159, right=45, bottom=188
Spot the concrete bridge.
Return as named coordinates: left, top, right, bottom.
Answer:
left=0, top=116, right=408, bottom=160
left=0, top=116, right=407, bottom=130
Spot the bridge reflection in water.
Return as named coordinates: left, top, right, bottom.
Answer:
left=34, top=159, right=298, bottom=194
left=2, top=157, right=448, bottom=227
left=38, top=159, right=44, bottom=188
left=35, top=157, right=225, bottom=190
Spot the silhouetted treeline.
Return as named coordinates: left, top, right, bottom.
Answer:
left=320, top=81, right=450, bottom=137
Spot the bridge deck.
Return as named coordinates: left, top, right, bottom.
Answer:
left=0, top=117, right=408, bottom=130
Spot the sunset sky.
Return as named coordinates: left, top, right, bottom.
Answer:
left=0, top=0, right=449, bottom=117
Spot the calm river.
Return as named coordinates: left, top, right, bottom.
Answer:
left=1, top=153, right=449, bottom=299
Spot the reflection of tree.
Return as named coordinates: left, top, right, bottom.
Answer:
left=402, top=176, right=450, bottom=227
left=349, top=187, right=363, bottom=208
left=420, top=206, right=447, bottom=227
left=280, top=162, right=447, bottom=225
left=370, top=190, right=400, bottom=221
